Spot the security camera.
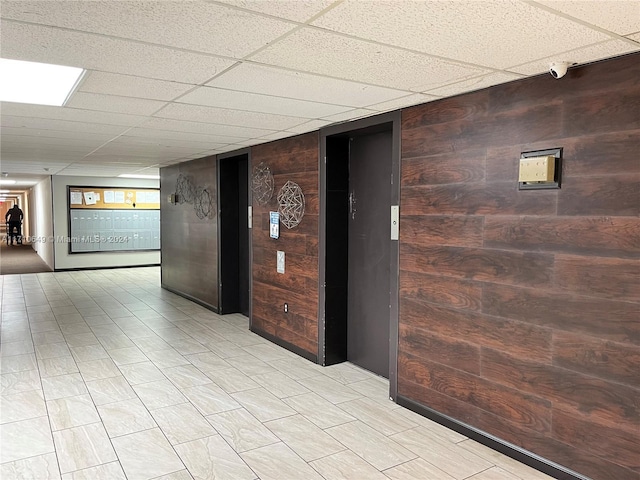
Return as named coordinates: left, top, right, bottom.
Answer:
left=549, top=61, right=572, bottom=79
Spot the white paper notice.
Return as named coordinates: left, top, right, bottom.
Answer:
left=136, top=191, right=148, bottom=204
left=83, top=192, right=97, bottom=205
left=146, top=191, right=160, bottom=204
left=114, top=191, right=125, bottom=203
left=103, top=191, right=115, bottom=204
left=70, top=191, right=83, bottom=205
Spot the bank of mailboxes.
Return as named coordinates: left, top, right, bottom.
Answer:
left=70, top=209, right=160, bottom=253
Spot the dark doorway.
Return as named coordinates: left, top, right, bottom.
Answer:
left=324, top=124, right=393, bottom=378
left=218, top=154, right=250, bottom=316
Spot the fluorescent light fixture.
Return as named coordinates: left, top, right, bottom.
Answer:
left=0, top=58, right=85, bottom=106
left=0, top=180, right=17, bottom=185
left=0, top=189, right=10, bottom=193
left=118, top=174, right=160, bottom=180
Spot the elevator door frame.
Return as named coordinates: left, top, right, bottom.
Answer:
left=318, top=111, right=401, bottom=401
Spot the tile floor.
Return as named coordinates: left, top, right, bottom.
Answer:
left=0, top=267, right=554, bottom=480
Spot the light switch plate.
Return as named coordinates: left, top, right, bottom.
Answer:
left=277, top=250, right=285, bottom=274
left=391, top=205, right=399, bottom=240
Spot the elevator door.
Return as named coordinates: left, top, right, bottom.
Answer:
left=347, top=131, right=392, bottom=378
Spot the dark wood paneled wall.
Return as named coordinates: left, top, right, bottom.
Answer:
left=160, top=156, right=218, bottom=309
left=251, top=133, right=319, bottom=358
left=398, top=53, right=640, bottom=480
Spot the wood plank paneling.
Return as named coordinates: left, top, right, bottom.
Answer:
left=397, top=52, right=640, bottom=480
left=484, top=216, right=640, bottom=258
left=400, top=244, right=554, bottom=287
left=251, top=133, right=319, bottom=358
left=482, top=283, right=640, bottom=345
left=552, top=331, right=640, bottom=385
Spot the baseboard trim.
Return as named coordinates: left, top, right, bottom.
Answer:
left=160, top=284, right=219, bottom=313
left=250, top=325, right=318, bottom=363
left=396, top=395, right=588, bottom=480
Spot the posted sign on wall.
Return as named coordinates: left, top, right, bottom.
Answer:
left=270, top=211, right=280, bottom=239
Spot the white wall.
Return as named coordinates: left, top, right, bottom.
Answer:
left=30, top=177, right=55, bottom=269
left=52, top=175, right=160, bottom=270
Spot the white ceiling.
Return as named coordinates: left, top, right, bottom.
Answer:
left=1, top=0, right=638, bottom=179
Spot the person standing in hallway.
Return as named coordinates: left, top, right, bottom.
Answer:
left=5, top=204, right=24, bottom=245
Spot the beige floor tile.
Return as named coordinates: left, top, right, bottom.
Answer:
left=201, top=367, right=259, bottom=393
left=69, top=344, right=110, bottom=363
left=240, top=442, right=324, bottom=480
left=63, top=333, right=100, bottom=348
left=231, top=387, right=295, bottom=422
left=35, top=343, right=70, bottom=360
left=168, top=338, right=209, bottom=355
left=108, top=346, right=149, bottom=366
left=184, top=351, right=230, bottom=373
left=0, top=353, right=37, bottom=373
left=151, top=402, right=216, bottom=445
left=163, top=364, right=212, bottom=389
left=242, top=343, right=290, bottom=362
left=265, top=414, right=346, bottom=462
left=383, top=457, right=457, bottom=480
left=175, top=435, right=256, bottom=480
left=47, top=394, right=101, bottom=431
left=144, top=348, right=190, bottom=369
left=227, top=354, right=277, bottom=376
left=133, top=379, right=188, bottom=410
left=206, top=408, right=280, bottom=453
left=111, top=428, right=185, bottom=480
left=60, top=461, right=126, bottom=480
left=467, top=466, right=524, bottom=480
left=59, top=323, right=91, bottom=335
left=183, top=383, right=241, bottom=416
left=38, top=357, right=79, bottom=378
left=311, top=450, right=389, bottom=480
left=85, top=375, right=137, bottom=405
left=97, top=334, right=134, bottom=350
left=326, top=421, right=417, bottom=470
left=1, top=368, right=42, bottom=395
left=459, top=440, right=554, bottom=480
left=97, top=397, right=157, bottom=437
left=32, top=331, right=66, bottom=346
left=1, top=389, right=47, bottom=424
left=53, top=422, right=117, bottom=474
left=206, top=340, right=247, bottom=359
left=118, top=361, right=166, bottom=385
left=0, top=416, right=55, bottom=463
left=152, top=470, right=194, bottom=480
left=283, top=392, right=356, bottom=429
left=76, top=358, right=120, bottom=382
left=347, top=377, right=394, bottom=405
left=1, top=340, right=34, bottom=357
left=339, top=397, right=417, bottom=436
left=131, top=335, right=172, bottom=353
left=298, top=374, right=362, bottom=404
left=391, top=427, right=493, bottom=479
left=250, top=371, right=310, bottom=399
left=322, top=362, right=375, bottom=385
left=42, top=373, right=88, bottom=401
left=394, top=408, right=468, bottom=443
left=0, top=452, right=60, bottom=480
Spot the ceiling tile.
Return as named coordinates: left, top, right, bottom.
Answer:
left=1, top=134, right=112, bottom=149
left=364, top=93, right=440, bottom=112
left=154, top=103, right=304, bottom=130
left=0, top=160, right=71, bottom=174
left=79, top=72, right=195, bottom=101
left=311, top=0, right=611, bottom=69
left=140, top=117, right=276, bottom=138
left=215, top=0, right=336, bottom=22
left=66, top=92, right=167, bottom=116
left=425, top=72, right=524, bottom=97
left=124, top=127, right=245, bottom=144
left=1, top=115, right=131, bottom=135
left=509, top=40, right=640, bottom=75
left=286, top=119, right=333, bottom=134
left=256, top=131, right=297, bottom=141
left=1, top=1, right=295, bottom=57
left=1, top=127, right=116, bottom=143
left=251, top=27, right=489, bottom=90
left=177, top=86, right=352, bottom=117
left=1, top=20, right=236, bottom=84
left=321, top=108, right=377, bottom=123
left=208, top=63, right=410, bottom=106
left=538, top=0, right=640, bottom=35
left=628, top=33, right=640, bottom=42
left=0, top=102, right=148, bottom=127
left=117, top=135, right=227, bottom=150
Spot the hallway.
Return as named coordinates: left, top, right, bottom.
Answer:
left=0, top=241, right=52, bottom=275
left=1, top=267, right=551, bottom=480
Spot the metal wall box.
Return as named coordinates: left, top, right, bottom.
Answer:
left=518, top=148, right=562, bottom=190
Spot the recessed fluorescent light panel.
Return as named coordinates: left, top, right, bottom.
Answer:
left=0, top=58, right=85, bottom=106
left=0, top=180, right=17, bottom=185
left=118, top=174, right=161, bottom=180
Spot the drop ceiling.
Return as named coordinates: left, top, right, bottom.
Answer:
left=1, top=0, right=638, bottom=179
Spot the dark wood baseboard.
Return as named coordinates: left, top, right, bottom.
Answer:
left=396, top=395, right=588, bottom=480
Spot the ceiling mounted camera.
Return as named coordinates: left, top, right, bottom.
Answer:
left=549, top=61, right=573, bottom=79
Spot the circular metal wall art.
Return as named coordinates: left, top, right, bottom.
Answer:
left=194, top=187, right=214, bottom=219
left=175, top=173, right=195, bottom=204
left=251, top=162, right=275, bottom=206
left=277, top=180, right=305, bottom=229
